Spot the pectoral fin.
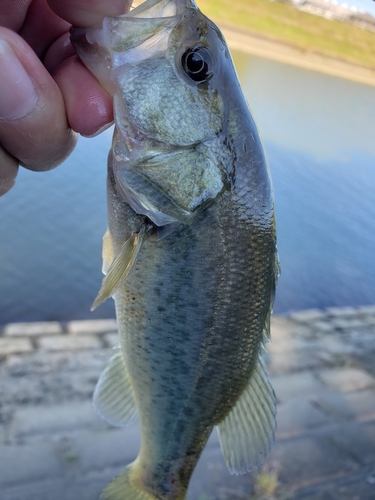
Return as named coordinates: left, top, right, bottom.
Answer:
left=102, top=228, right=114, bottom=275
left=91, top=226, right=146, bottom=311
left=93, top=352, right=138, bottom=427
left=217, top=356, right=276, bottom=474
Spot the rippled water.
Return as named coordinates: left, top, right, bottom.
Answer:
left=0, top=51, right=374, bottom=324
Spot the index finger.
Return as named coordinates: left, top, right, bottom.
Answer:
left=0, top=0, right=32, bottom=31
left=0, top=29, right=77, bottom=171
left=47, top=0, right=133, bottom=27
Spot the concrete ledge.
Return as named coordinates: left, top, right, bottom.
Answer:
left=66, top=319, right=118, bottom=335
left=3, top=322, right=63, bottom=337
left=0, top=338, right=33, bottom=357
left=10, top=402, right=105, bottom=438
left=317, top=368, right=375, bottom=392
left=38, top=335, right=102, bottom=351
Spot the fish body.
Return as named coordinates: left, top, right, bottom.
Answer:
left=72, top=1, right=278, bottom=499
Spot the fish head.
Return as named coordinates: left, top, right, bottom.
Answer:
left=72, top=0, right=229, bottom=141
left=71, top=0, right=263, bottom=224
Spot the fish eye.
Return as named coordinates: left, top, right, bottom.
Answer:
left=181, top=46, right=213, bottom=83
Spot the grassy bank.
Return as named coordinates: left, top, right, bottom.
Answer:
left=197, top=0, right=375, bottom=69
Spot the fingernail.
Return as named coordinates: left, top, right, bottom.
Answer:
left=0, top=40, right=38, bottom=120
left=81, top=121, right=114, bottom=138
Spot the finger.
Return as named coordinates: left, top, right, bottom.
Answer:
left=47, top=0, right=133, bottom=28
left=0, top=144, right=18, bottom=196
left=44, top=32, right=76, bottom=75
left=54, top=55, right=114, bottom=136
left=0, top=28, right=77, bottom=171
left=0, top=0, right=32, bottom=31
left=18, top=0, right=70, bottom=60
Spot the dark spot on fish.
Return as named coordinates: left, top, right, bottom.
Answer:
left=183, top=406, right=194, bottom=417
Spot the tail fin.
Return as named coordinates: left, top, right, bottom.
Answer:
left=101, top=465, right=154, bottom=500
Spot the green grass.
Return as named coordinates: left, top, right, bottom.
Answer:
left=197, top=0, right=375, bottom=69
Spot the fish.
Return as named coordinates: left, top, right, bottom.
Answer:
left=71, top=0, right=279, bottom=498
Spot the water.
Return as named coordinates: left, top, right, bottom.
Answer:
left=0, top=51, right=374, bottom=324
left=236, top=55, right=375, bottom=312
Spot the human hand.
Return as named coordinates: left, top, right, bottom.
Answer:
left=0, top=0, right=132, bottom=196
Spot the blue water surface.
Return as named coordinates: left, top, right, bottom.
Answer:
left=0, top=52, right=374, bottom=323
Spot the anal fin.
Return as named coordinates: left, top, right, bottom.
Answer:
left=93, top=352, right=138, bottom=427
left=217, top=356, right=276, bottom=474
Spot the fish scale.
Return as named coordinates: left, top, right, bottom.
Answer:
left=71, top=0, right=278, bottom=498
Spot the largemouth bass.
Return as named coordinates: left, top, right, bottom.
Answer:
left=71, top=0, right=278, bottom=498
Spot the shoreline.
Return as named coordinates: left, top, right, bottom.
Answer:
left=219, top=22, right=375, bottom=87
left=130, top=0, right=375, bottom=86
